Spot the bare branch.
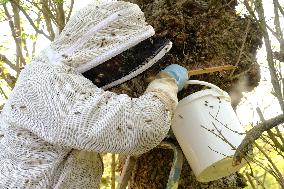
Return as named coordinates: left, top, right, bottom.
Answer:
left=26, top=0, right=57, bottom=23
left=230, top=19, right=251, bottom=78
left=253, top=0, right=284, bottom=111
left=0, top=72, right=15, bottom=89
left=275, top=0, right=284, bottom=18
left=32, top=13, right=42, bottom=56
left=3, top=3, right=23, bottom=74
left=260, top=136, right=284, bottom=159
left=111, top=154, right=116, bottom=189
left=274, top=127, right=284, bottom=145
left=0, top=53, right=17, bottom=71
left=9, top=0, right=52, bottom=40
left=21, top=26, right=29, bottom=61
left=245, top=173, right=257, bottom=189
left=254, top=142, right=284, bottom=187
left=66, top=0, right=74, bottom=23
left=41, top=0, right=55, bottom=40
left=233, top=113, right=284, bottom=165
left=244, top=0, right=283, bottom=43
left=55, top=0, right=65, bottom=33
left=0, top=87, right=8, bottom=99
left=256, top=108, right=284, bottom=151
left=273, top=0, right=283, bottom=42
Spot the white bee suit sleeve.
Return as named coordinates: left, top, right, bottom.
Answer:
left=3, top=63, right=177, bottom=156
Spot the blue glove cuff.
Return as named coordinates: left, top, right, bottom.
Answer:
left=162, top=64, right=188, bottom=91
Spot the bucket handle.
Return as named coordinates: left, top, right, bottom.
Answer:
left=185, top=80, right=228, bottom=97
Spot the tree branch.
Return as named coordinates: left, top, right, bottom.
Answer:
left=0, top=53, right=17, bottom=71
left=11, top=0, right=26, bottom=70
left=273, top=0, right=283, bottom=42
left=230, top=19, right=251, bottom=78
left=254, top=142, right=284, bottom=187
left=26, top=0, right=57, bottom=23
left=244, top=0, right=283, bottom=43
left=253, top=0, right=284, bottom=112
left=3, top=3, right=23, bottom=74
left=256, top=108, right=284, bottom=151
left=32, top=13, right=42, bottom=56
left=66, top=0, right=74, bottom=23
left=233, top=113, right=284, bottom=165
left=0, top=72, right=14, bottom=89
left=55, top=0, right=65, bottom=33
left=0, top=86, right=8, bottom=99
left=41, top=0, right=55, bottom=40
left=9, top=0, right=52, bottom=40
left=275, top=0, right=284, bottom=17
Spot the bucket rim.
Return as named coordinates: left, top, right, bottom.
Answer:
left=177, top=89, right=231, bottom=109
left=196, top=156, right=249, bottom=182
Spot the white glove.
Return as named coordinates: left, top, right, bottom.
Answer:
left=145, top=72, right=178, bottom=114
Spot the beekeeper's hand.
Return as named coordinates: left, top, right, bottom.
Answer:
left=146, top=64, right=188, bottom=113
left=161, top=64, right=188, bottom=91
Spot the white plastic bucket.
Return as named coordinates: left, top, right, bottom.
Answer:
left=172, top=80, right=248, bottom=182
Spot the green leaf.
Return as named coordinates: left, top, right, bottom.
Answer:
left=21, top=32, right=28, bottom=40
left=29, top=34, right=37, bottom=41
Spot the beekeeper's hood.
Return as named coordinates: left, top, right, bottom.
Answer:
left=40, top=1, right=172, bottom=89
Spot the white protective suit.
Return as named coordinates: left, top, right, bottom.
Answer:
left=0, top=1, right=178, bottom=189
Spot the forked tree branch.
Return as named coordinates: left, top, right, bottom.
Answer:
left=9, top=0, right=52, bottom=40
left=233, top=113, right=284, bottom=165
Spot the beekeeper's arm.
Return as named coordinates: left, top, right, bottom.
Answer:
left=55, top=64, right=187, bottom=156
left=6, top=64, right=187, bottom=156
left=60, top=74, right=176, bottom=155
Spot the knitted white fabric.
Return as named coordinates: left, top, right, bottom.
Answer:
left=0, top=1, right=178, bottom=188
left=0, top=61, right=175, bottom=188
left=41, top=1, right=155, bottom=73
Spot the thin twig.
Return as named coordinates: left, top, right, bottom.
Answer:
left=11, top=0, right=25, bottom=69
left=26, top=0, right=57, bottom=23
left=32, top=13, right=42, bottom=56
left=0, top=53, right=17, bottom=71
left=9, top=0, right=52, bottom=40
left=3, top=3, right=22, bottom=74
left=230, top=20, right=251, bottom=78
left=254, top=0, right=284, bottom=112
left=0, top=87, right=8, bottom=99
left=244, top=0, right=282, bottom=43
left=273, top=0, right=283, bottom=42
left=275, top=0, right=284, bottom=18
left=111, top=154, right=116, bottom=189
left=274, top=127, right=284, bottom=146
left=233, top=113, right=284, bottom=165
left=254, top=142, right=284, bottom=187
left=41, top=0, right=55, bottom=40
left=245, top=172, right=256, bottom=189
left=66, top=0, right=74, bottom=23
left=257, top=108, right=284, bottom=151
left=0, top=72, right=14, bottom=89
left=21, top=26, right=29, bottom=61
left=260, top=135, right=284, bottom=159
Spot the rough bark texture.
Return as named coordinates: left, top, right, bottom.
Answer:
left=110, top=0, right=262, bottom=188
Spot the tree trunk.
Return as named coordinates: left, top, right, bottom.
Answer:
left=110, top=0, right=262, bottom=188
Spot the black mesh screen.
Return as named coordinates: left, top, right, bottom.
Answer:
left=82, top=37, right=170, bottom=88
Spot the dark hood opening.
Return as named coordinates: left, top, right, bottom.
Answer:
left=82, top=37, right=171, bottom=89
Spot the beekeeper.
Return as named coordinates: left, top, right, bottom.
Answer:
left=0, top=1, right=188, bottom=188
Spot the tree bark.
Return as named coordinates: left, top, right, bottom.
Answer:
left=110, top=0, right=263, bottom=188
